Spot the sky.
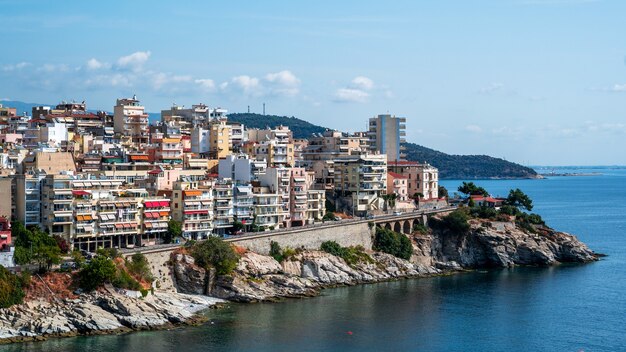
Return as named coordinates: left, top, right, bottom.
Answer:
left=1, top=0, right=625, bottom=165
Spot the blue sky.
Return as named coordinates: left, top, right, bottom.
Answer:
left=1, top=0, right=625, bottom=165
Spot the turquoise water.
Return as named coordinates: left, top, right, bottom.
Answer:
left=3, top=168, right=625, bottom=351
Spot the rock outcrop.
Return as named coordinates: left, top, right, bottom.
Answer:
left=424, top=220, right=598, bottom=268
left=171, top=219, right=598, bottom=303
left=0, top=291, right=223, bottom=344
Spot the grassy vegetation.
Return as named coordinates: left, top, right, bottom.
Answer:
left=0, top=266, right=29, bottom=308
left=269, top=241, right=300, bottom=262
left=320, top=241, right=374, bottom=266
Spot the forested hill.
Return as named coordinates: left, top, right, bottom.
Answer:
left=229, top=112, right=538, bottom=179
left=228, top=113, right=327, bottom=139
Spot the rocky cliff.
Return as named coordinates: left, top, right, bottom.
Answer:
left=171, top=219, right=598, bottom=302
left=0, top=290, right=223, bottom=343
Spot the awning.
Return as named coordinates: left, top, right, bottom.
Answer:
left=123, top=223, right=131, bottom=229
left=201, top=201, right=212, bottom=207
left=123, top=202, right=131, bottom=207
left=107, top=214, right=116, bottom=221
left=73, top=182, right=85, bottom=187
left=72, top=190, right=91, bottom=196
left=184, top=190, right=202, bottom=197
left=145, top=201, right=156, bottom=208
left=84, top=214, right=93, bottom=221
left=76, top=215, right=84, bottom=221
left=115, top=223, right=123, bottom=229
left=159, top=211, right=169, bottom=217
left=130, top=155, right=149, bottom=161
left=145, top=222, right=153, bottom=229
left=159, top=201, right=169, bottom=207
left=100, top=214, right=108, bottom=221
left=184, top=210, right=208, bottom=215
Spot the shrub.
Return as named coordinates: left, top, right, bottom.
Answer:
left=53, top=235, right=70, bottom=254
left=126, top=253, right=153, bottom=282
left=112, top=268, right=141, bottom=291
left=97, top=247, right=120, bottom=259
left=470, top=205, right=497, bottom=219
left=373, top=228, right=412, bottom=260
left=320, top=241, right=373, bottom=265
left=439, top=210, right=470, bottom=234
left=320, top=241, right=343, bottom=257
left=79, top=255, right=117, bottom=291
left=190, top=237, right=240, bottom=275
left=0, top=266, right=26, bottom=308
left=413, top=223, right=429, bottom=234
left=269, top=241, right=282, bottom=262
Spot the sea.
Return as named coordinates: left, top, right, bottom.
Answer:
left=2, top=166, right=624, bottom=352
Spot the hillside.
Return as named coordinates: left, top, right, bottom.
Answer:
left=228, top=113, right=538, bottom=179
left=228, top=113, right=327, bottom=139
left=2, top=101, right=538, bottom=179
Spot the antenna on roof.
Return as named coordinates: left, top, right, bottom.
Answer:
left=263, top=103, right=266, bottom=115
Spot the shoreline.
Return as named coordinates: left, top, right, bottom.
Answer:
left=0, top=291, right=225, bottom=345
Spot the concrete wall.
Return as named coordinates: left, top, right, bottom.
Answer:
left=230, top=221, right=374, bottom=255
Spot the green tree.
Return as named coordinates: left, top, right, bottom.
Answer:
left=458, top=182, right=489, bottom=196
left=382, top=193, right=398, bottom=212
left=32, top=244, right=61, bottom=272
left=79, top=255, right=117, bottom=291
left=190, top=237, right=240, bottom=275
left=320, top=241, right=344, bottom=257
left=505, top=188, right=534, bottom=211
left=438, top=186, right=449, bottom=199
left=373, top=228, right=412, bottom=260
left=71, top=250, right=86, bottom=269
left=439, top=210, right=471, bottom=234
left=165, top=219, right=182, bottom=244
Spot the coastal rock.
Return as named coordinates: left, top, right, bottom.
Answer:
left=0, top=291, right=224, bottom=344
left=428, top=219, right=598, bottom=268
left=172, top=254, right=208, bottom=294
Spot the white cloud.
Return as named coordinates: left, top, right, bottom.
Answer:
left=608, top=84, right=626, bottom=92
left=2, top=62, right=31, bottom=71
left=478, top=82, right=504, bottom=94
left=264, top=70, right=301, bottom=96
left=151, top=72, right=193, bottom=90
left=350, top=76, right=374, bottom=90
left=116, top=51, right=151, bottom=70
left=265, top=70, right=300, bottom=86
left=195, top=78, right=216, bottom=91
left=229, top=75, right=262, bottom=95
left=86, top=58, right=108, bottom=70
left=333, top=88, right=370, bottom=103
left=465, top=125, right=483, bottom=133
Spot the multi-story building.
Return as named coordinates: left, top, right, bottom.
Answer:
left=114, top=96, right=149, bottom=146
left=367, top=114, right=406, bottom=161
left=233, top=183, right=254, bottom=230
left=251, top=186, right=283, bottom=230
left=15, top=172, right=46, bottom=228
left=38, top=174, right=171, bottom=250
left=388, top=161, right=439, bottom=200
left=154, top=137, right=183, bottom=166
left=161, top=104, right=211, bottom=135
left=212, top=180, right=234, bottom=235
left=387, top=171, right=408, bottom=201
left=333, top=153, right=387, bottom=215
left=171, top=180, right=214, bottom=240
left=246, top=126, right=294, bottom=167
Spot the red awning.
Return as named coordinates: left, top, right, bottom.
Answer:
left=159, top=201, right=169, bottom=207
left=145, top=201, right=157, bottom=208
left=72, top=190, right=90, bottom=196
left=115, top=223, right=123, bottom=229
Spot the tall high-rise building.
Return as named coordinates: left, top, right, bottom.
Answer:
left=114, top=95, right=149, bottom=146
left=367, top=114, right=406, bottom=161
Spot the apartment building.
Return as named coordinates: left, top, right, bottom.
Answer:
left=246, top=126, right=295, bottom=167
left=251, top=186, right=283, bottom=230
left=161, top=104, right=211, bottom=134
left=333, top=153, right=387, bottom=215
left=212, top=180, right=234, bottom=235
left=367, top=114, right=406, bottom=161
left=171, top=180, right=214, bottom=239
left=387, top=161, right=439, bottom=200
left=114, top=96, right=149, bottom=146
